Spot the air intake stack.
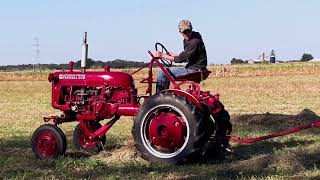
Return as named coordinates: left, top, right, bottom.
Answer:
left=81, top=32, right=88, bottom=72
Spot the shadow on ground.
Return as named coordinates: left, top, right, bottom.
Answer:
left=0, top=132, right=125, bottom=160
left=199, top=109, right=320, bottom=178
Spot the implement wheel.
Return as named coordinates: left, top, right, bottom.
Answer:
left=73, top=121, right=106, bottom=153
left=132, top=92, right=208, bottom=164
left=31, top=124, right=67, bottom=159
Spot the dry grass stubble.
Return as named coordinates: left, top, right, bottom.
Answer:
left=1, top=64, right=320, bottom=178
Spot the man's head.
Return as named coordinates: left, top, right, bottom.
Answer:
left=178, top=19, right=193, bottom=39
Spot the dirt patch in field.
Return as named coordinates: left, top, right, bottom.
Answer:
left=231, top=109, right=320, bottom=126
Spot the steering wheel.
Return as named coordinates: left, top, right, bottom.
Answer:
left=155, top=43, right=173, bottom=67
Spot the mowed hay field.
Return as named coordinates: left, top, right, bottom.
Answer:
left=1, top=63, right=320, bottom=179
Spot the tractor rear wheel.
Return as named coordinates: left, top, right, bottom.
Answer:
left=31, top=124, right=67, bottom=159
left=132, top=92, right=208, bottom=164
left=73, top=121, right=106, bottom=153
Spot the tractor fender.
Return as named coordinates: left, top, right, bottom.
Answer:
left=161, top=89, right=203, bottom=110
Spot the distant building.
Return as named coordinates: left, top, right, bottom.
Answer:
left=258, top=51, right=266, bottom=61
left=248, top=60, right=256, bottom=64
left=248, top=50, right=277, bottom=64
left=270, top=50, right=276, bottom=63
left=309, top=58, right=320, bottom=62
left=248, top=52, right=267, bottom=64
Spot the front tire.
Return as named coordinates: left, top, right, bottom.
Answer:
left=132, top=92, right=208, bottom=164
left=31, top=124, right=67, bottom=159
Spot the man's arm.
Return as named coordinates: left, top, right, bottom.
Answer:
left=154, top=40, right=197, bottom=62
left=174, top=40, right=198, bottom=63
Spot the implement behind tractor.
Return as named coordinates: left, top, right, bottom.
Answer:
left=31, top=33, right=320, bottom=164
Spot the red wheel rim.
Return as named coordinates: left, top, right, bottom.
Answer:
left=78, top=128, right=97, bottom=149
left=36, top=130, right=58, bottom=157
left=149, top=112, right=186, bottom=152
left=141, top=104, right=189, bottom=158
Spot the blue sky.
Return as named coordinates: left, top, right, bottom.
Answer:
left=0, top=0, right=319, bottom=65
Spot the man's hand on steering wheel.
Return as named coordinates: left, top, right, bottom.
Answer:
left=154, top=43, right=175, bottom=67
left=154, top=51, right=163, bottom=58
left=154, top=51, right=173, bottom=60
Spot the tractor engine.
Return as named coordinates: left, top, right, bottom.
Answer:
left=60, top=86, right=131, bottom=120
left=72, top=86, right=108, bottom=118
left=70, top=86, right=134, bottom=119
left=48, top=69, right=138, bottom=122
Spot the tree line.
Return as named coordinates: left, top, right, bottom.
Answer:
left=0, top=59, right=148, bottom=71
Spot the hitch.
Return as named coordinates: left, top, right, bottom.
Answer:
left=43, top=115, right=72, bottom=125
left=230, top=121, right=320, bottom=144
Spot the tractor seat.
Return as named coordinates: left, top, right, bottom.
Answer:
left=175, top=70, right=211, bottom=83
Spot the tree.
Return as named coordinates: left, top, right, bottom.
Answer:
left=301, top=53, right=313, bottom=62
left=231, top=58, right=244, bottom=64
left=74, top=58, right=95, bottom=68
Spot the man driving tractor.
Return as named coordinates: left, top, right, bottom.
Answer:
left=155, top=19, right=232, bottom=153
left=155, top=19, right=208, bottom=93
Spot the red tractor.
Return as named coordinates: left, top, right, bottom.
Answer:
left=31, top=32, right=232, bottom=164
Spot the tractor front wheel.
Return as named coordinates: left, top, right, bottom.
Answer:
left=73, top=121, right=106, bottom=153
left=132, top=92, right=208, bottom=164
left=31, top=124, right=67, bottom=159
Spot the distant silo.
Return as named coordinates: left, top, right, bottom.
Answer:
left=270, top=50, right=276, bottom=63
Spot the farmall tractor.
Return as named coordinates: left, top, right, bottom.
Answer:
left=31, top=33, right=320, bottom=164
left=31, top=32, right=231, bottom=164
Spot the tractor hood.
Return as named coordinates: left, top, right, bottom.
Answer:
left=48, top=70, right=135, bottom=88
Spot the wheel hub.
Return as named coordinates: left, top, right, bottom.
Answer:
left=149, top=112, right=186, bottom=152
left=36, top=131, right=58, bottom=157
left=78, top=128, right=98, bottom=149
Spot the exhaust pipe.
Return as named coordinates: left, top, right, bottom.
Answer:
left=81, top=32, right=88, bottom=72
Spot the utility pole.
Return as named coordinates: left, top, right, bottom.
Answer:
left=32, top=37, right=40, bottom=71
